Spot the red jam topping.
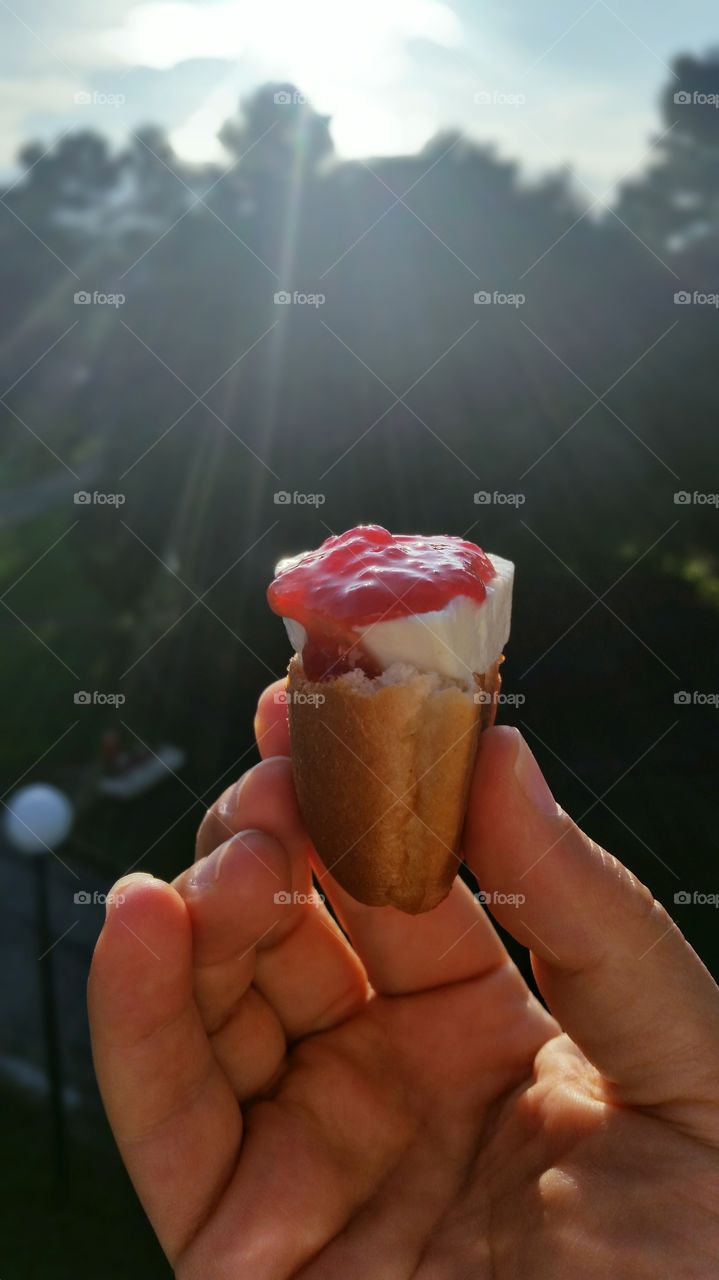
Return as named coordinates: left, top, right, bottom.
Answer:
left=267, top=525, right=496, bottom=681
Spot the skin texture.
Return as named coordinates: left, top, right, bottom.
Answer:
left=88, top=680, right=719, bottom=1278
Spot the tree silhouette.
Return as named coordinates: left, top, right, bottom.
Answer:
left=618, top=52, right=719, bottom=251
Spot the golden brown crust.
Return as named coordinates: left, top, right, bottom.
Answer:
left=287, top=656, right=502, bottom=914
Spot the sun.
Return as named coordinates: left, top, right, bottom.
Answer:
left=104, top=0, right=461, bottom=159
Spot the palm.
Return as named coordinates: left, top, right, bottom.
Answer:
left=483, top=1036, right=719, bottom=1278
left=180, top=957, right=551, bottom=1276
left=181, top=962, right=719, bottom=1278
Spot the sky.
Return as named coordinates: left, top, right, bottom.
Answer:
left=1, top=0, right=717, bottom=194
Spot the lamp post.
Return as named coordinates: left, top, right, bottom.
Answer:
left=4, top=784, right=74, bottom=1188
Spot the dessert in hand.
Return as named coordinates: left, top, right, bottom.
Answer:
left=267, top=526, right=514, bottom=914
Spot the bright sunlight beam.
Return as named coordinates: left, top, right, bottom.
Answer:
left=104, top=0, right=462, bottom=159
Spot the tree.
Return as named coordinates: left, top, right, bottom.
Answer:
left=219, top=82, right=333, bottom=176
left=617, top=52, right=719, bottom=251
left=11, top=131, right=120, bottom=212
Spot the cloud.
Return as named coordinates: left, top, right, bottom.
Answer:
left=99, top=0, right=464, bottom=162
left=103, top=0, right=461, bottom=74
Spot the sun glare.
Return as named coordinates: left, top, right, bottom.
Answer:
left=104, top=0, right=461, bottom=159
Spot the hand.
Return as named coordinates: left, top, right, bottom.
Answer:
left=88, top=682, right=719, bottom=1278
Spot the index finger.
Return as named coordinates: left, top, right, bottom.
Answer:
left=254, top=679, right=291, bottom=758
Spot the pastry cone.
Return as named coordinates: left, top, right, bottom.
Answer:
left=286, top=654, right=501, bottom=914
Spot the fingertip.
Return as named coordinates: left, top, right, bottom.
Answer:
left=255, top=680, right=291, bottom=758
left=473, top=723, right=522, bottom=789
left=464, top=726, right=588, bottom=957
left=105, top=871, right=156, bottom=915
left=103, top=872, right=186, bottom=937
left=223, top=756, right=309, bottom=867
left=179, top=828, right=290, bottom=899
left=174, top=829, right=298, bottom=966
left=465, top=724, right=522, bottom=846
left=90, top=876, right=193, bottom=1042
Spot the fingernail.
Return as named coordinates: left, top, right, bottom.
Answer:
left=105, top=872, right=154, bottom=915
left=218, top=771, right=250, bottom=823
left=514, top=735, right=561, bottom=817
left=185, top=842, right=229, bottom=892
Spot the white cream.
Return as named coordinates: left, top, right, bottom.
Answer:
left=282, top=553, right=513, bottom=687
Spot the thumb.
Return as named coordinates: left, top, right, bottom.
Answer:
left=464, top=726, right=719, bottom=1144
